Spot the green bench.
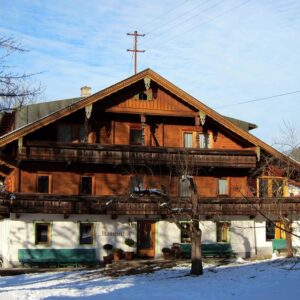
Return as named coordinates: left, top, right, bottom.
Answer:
left=18, top=248, right=98, bottom=267
left=176, top=243, right=234, bottom=258
left=272, top=239, right=287, bottom=253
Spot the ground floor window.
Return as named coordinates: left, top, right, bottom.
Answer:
left=35, top=223, right=50, bottom=245
left=266, top=221, right=285, bottom=241
left=216, top=222, right=230, bottom=242
left=79, top=223, right=94, bottom=245
left=180, top=222, right=191, bottom=243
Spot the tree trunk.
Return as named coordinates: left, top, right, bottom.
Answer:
left=190, top=220, right=203, bottom=276
left=283, top=219, right=293, bottom=258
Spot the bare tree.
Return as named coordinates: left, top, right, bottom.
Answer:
left=0, top=36, right=42, bottom=109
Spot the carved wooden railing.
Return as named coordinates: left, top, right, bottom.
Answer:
left=1, top=193, right=300, bottom=217
left=17, top=141, right=257, bottom=168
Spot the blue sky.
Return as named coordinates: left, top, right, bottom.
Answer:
left=0, top=0, right=299, bottom=146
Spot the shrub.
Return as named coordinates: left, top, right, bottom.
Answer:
left=125, top=238, right=135, bottom=248
left=103, top=244, right=113, bottom=251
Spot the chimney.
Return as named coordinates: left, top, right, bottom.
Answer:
left=80, top=86, right=91, bottom=97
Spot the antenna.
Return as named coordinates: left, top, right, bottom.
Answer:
left=127, top=31, right=145, bottom=74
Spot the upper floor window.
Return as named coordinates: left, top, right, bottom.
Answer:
left=183, top=133, right=193, bottom=148
left=216, top=222, right=230, bottom=242
left=218, top=178, right=228, bottom=196
left=80, top=176, right=93, bottom=195
left=179, top=176, right=192, bottom=197
left=198, top=133, right=211, bottom=149
left=130, top=128, right=143, bottom=145
left=258, top=177, right=285, bottom=197
left=130, top=176, right=143, bottom=192
left=37, top=175, right=50, bottom=193
left=35, top=222, right=51, bottom=245
left=58, top=124, right=84, bottom=142
left=79, top=223, right=94, bottom=245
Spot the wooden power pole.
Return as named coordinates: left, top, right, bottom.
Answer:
left=127, top=31, right=145, bottom=74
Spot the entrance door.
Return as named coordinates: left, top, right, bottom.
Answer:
left=137, top=221, right=156, bottom=257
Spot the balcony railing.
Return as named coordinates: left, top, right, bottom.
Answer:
left=18, top=141, right=257, bottom=168
left=1, top=193, right=300, bottom=217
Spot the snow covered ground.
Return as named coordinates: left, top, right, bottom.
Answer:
left=0, top=257, right=300, bottom=300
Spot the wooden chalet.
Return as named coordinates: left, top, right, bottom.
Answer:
left=0, top=69, right=299, bottom=267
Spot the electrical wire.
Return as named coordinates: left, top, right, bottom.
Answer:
left=146, top=0, right=251, bottom=52
left=214, top=90, right=300, bottom=109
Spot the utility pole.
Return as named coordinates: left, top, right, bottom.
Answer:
left=127, top=31, right=145, bottom=74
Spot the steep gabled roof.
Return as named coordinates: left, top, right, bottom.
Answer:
left=0, top=68, right=298, bottom=168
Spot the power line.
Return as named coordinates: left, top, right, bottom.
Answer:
left=147, top=0, right=251, bottom=52
left=214, top=90, right=300, bottom=109
left=140, top=0, right=191, bottom=32
left=145, top=0, right=224, bottom=44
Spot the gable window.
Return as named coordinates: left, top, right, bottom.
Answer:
left=130, top=176, right=143, bottom=192
left=198, top=133, right=211, bottom=149
left=130, top=128, right=143, bottom=145
left=216, top=222, right=230, bottom=243
left=134, top=90, right=153, bottom=101
left=179, top=176, right=192, bottom=197
left=79, top=223, right=94, bottom=245
left=183, top=133, right=193, bottom=148
left=80, top=176, right=93, bottom=195
left=35, top=223, right=50, bottom=245
left=37, top=175, right=50, bottom=193
left=218, top=178, right=228, bottom=196
left=139, top=92, right=148, bottom=100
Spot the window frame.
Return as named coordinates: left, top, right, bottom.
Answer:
left=216, top=222, right=230, bottom=243
left=37, top=174, right=51, bottom=194
left=130, top=175, right=144, bottom=192
left=183, top=132, right=194, bottom=148
left=218, top=177, right=229, bottom=196
left=129, top=126, right=144, bottom=145
left=258, top=176, right=286, bottom=197
left=179, top=176, right=192, bottom=198
left=57, top=123, right=85, bottom=143
left=35, top=222, right=51, bottom=246
left=80, top=175, right=94, bottom=195
left=197, top=132, right=211, bottom=149
left=79, top=222, right=95, bottom=245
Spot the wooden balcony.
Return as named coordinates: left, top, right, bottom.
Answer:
left=17, top=141, right=257, bottom=168
left=1, top=193, right=300, bottom=217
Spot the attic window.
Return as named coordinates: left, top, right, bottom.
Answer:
left=134, top=90, right=153, bottom=101
left=139, top=92, right=148, bottom=100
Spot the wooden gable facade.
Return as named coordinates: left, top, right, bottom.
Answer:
left=0, top=69, right=299, bottom=218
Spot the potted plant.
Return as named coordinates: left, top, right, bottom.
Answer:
left=112, top=248, right=124, bottom=261
left=162, top=247, right=172, bottom=260
left=103, top=243, right=113, bottom=265
left=124, top=238, right=135, bottom=260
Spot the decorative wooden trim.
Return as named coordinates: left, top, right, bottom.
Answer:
left=0, top=68, right=298, bottom=171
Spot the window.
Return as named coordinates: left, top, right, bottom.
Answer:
left=179, top=177, right=191, bottom=197
left=139, top=92, right=148, bottom=100
left=130, top=128, right=143, bottom=145
left=266, top=221, right=285, bottom=241
left=130, top=176, right=143, bottom=192
left=198, top=133, right=211, bottom=149
left=180, top=222, right=191, bottom=243
left=58, top=124, right=84, bottom=142
left=272, top=179, right=284, bottom=197
left=35, top=223, right=50, bottom=245
left=37, top=175, right=50, bottom=193
left=79, top=223, right=94, bottom=245
left=80, top=176, right=93, bottom=195
left=259, top=178, right=285, bottom=197
left=216, top=222, right=230, bottom=242
left=266, top=221, right=275, bottom=241
left=218, top=178, right=228, bottom=195
left=183, top=133, right=193, bottom=148
left=259, top=178, right=268, bottom=197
